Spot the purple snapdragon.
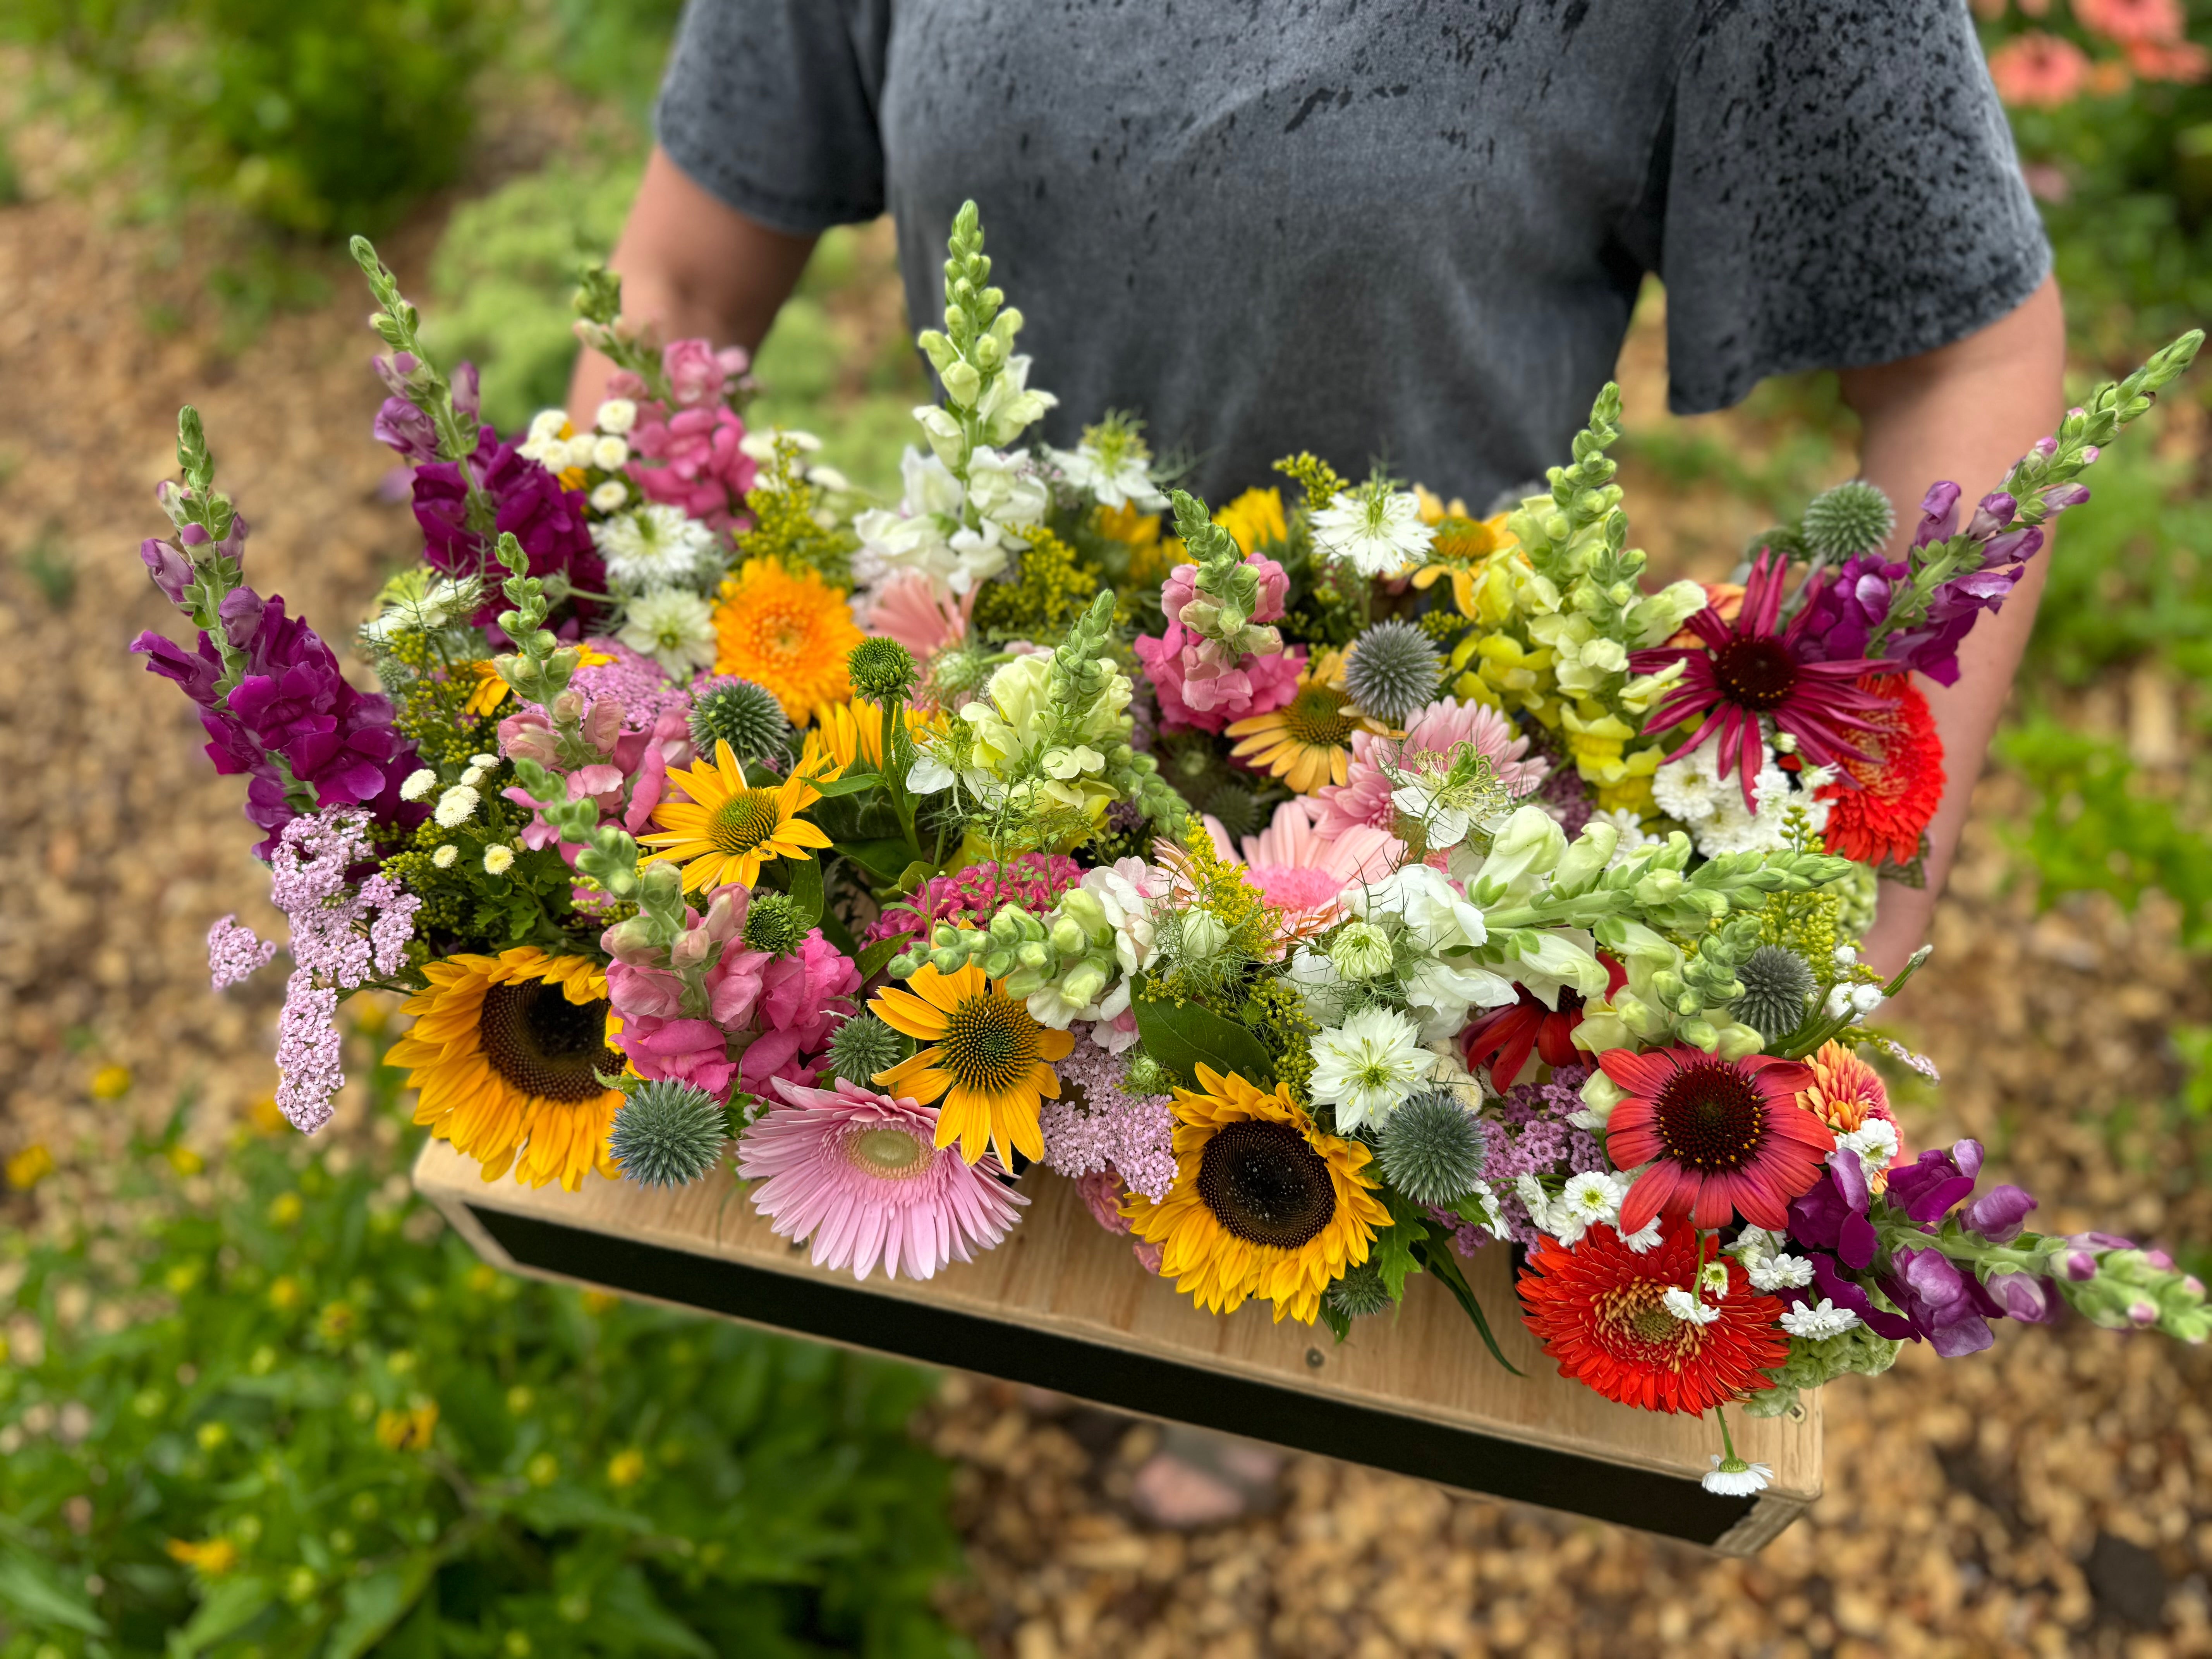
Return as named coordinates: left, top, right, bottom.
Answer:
left=410, top=429, right=603, bottom=629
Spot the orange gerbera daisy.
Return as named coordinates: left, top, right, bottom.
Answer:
left=870, top=962, right=1073, bottom=1166
left=638, top=739, right=833, bottom=892
left=713, top=556, right=864, bottom=720
left=1225, top=650, right=1365, bottom=794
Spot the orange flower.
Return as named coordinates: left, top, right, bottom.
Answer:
left=1987, top=32, right=2092, bottom=106
left=712, top=557, right=864, bottom=720
left=1796, top=1040, right=1908, bottom=1194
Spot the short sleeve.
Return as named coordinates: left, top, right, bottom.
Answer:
left=1656, top=0, right=2051, bottom=414
left=653, top=0, right=894, bottom=235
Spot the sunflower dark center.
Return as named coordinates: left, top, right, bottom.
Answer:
left=1652, top=1060, right=1767, bottom=1174
left=939, top=994, right=1038, bottom=1094
left=1280, top=687, right=1354, bottom=748
left=1197, top=1120, right=1337, bottom=1250
left=478, top=981, right=620, bottom=1103
left=1710, top=635, right=1798, bottom=711
left=709, top=789, right=783, bottom=855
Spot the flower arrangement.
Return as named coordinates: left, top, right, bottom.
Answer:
left=143, top=204, right=2209, bottom=1497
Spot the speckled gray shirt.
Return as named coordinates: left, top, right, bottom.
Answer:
left=655, top=0, right=2048, bottom=506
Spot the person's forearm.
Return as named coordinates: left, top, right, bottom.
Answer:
left=1840, top=275, right=2068, bottom=976
left=568, top=147, right=817, bottom=424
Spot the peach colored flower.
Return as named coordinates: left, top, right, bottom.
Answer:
left=2124, top=36, right=2210, bottom=80
left=2076, top=0, right=2184, bottom=43
left=1986, top=31, right=2092, bottom=105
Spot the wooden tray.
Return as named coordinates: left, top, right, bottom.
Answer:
left=414, top=1139, right=1819, bottom=1553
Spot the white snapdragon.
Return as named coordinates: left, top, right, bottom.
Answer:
left=1309, top=1006, right=1432, bottom=1132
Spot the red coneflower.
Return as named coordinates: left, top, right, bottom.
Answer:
left=1814, top=673, right=1946, bottom=868
left=1600, top=1046, right=1831, bottom=1234
left=1630, top=552, right=1889, bottom=811
left=1518, top=1223, right=1790, bottom=1413
left=1462, top=957, right=1627, bottom=1089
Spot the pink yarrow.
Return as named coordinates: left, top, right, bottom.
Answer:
left=1041, top=1036, right=1177, bottom=1201
left=208, top=915, right=278, bottom=990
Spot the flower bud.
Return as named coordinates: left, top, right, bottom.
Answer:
left=1049, top=918, right=1086, bottom=956
left=1962, top=1183, right=2036, bottom=1245
left=2062, top=1249, right=2099, bottom=1281
left=1060, top=963, right=1109, bottom=1008
left=940, top=360, right=982, bottom=408
left=1182, top=911, right=1228, bottom=958
left=1986, top=1271, right=2051, bottom=1324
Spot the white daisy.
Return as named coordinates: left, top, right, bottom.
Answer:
left=1778, top=1298, right=1862, bottom=1340
left=617, top=589, right=718, bottom=680
left=1662, top=1287, right=1720, bottom=1326
left=1702, top=1457, right=1772, bottom=1497
left=1307, top=1006, right=1433, bottom=1132
left=1310, top=481, right=1436, bottom=578
left=1559, top=1171, right=1621, bottom=1230
left=591, top=504, right=719, bottom=591
left=1618, top=1216, right=1663, bottom=1253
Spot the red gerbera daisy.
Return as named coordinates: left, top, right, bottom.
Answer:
left=1630, top=552, right=1890, bottom=811
left=1517, top=1223, right=1790, bottom=1413
left=1600, top=1046, right=1831, bottom=1233
left=1814, top=673, right=1946, bottom=868
left=1462, top=957, right=1628, bottom=1089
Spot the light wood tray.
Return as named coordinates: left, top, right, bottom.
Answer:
left=414, top=1138, right=1818, bottom=1553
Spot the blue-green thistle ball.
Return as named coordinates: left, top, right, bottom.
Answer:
left=1203, top=783, right=1262, bottom=842
left=1800, top=480, right=1897, bottom=560
left=1344, top=620, right=1443, bottom=725
left=1326, top=1261, right=1392, bottom=1319
left=1377, top=1091, right=1488, bottom=1206
left=741, top=892, right=809, bottom=957
left=608, top=1080, right=729, bottom=1188
left=824, top=1013, right=905, bottom=1089
left=689, top=680, right=790, bottom=765
left=847, top=637, right=919, bottom=703
left=1731, top=945, right=1818, bottom=1044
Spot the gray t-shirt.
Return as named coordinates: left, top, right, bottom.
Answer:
left=656, top=0, right=2048, bottom=507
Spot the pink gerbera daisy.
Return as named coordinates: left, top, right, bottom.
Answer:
left=1200, top=798, right=1403, bottom=925
left=736, top=1075, right=1027, bottom=1280
left=1311, top=697, right=1548, bottom=840
left=1630, top=551, right=1889, bottom=811
left=1599, top=1046, right=1831, bottom=1234
left=862, top=570, right=975, bottom=666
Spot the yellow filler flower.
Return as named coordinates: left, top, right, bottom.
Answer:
left=387, top=948, right=626, bottom=1191
left=1125, top=1065, right=1389, bottom=1324
left=870, top=962, right=1074, bottom=1167
left=639, top=740, right=833, bottom=893
left=1224, top=649, right=1363, bottom=794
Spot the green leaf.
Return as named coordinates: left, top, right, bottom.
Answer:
left=324, top=1554, right=437, bottom=1659
left=786, top=855, right=824, bottom=927
left=856, top=938, right=905, bottom=981
left=1128, top=974, right=1275, bottom=1089
left=0, top=1549, right=108, bottom=1636
left=837, top=837, right=923, bottom=885
left=807, top=772, right=883, bottom=799
left=1316, top=1298, right=1352, bottom=1345
left=166, top=1575, right=272, bottom=1658
left=1412, top=1231, right=1523, bottom=1376
left=1372, top=1193, right=1427, bottom=1302
left=598, top=1564, right=716, bottom=1657
left=504, top=1486, right=657, bottom=1535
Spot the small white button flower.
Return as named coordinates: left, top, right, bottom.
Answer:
left=590, top=480, right=630, bottom=513
left=527, top=409, right=568, bottom=443
left=398, top=768, right=438, bottom=803
left=471, top=753, right=500, bottom=769
left=1308, top=1006, right=1432, bottom=1132
left=482, top=844, right=516, bottom=876
left=1662, top=1287, right=1720, bottom=1326
left=431, top=843, right=459, bottom=869
left=594, top=398, right=638, bottom=435
left=591, top=435, right=630, bottom=471
left=1702, top=1456, right=1772, bottom=1497
left=806, top=464, right=850, bottom=494
left=459, top=764, right=485, bottom=788
left=433, top=785, right=479, bottom=828
left=1778, top=1298, right=1863, bottom=1340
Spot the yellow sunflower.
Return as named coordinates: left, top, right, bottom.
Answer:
left=1125, top=1065, right=1389, bottom=1325
left=637, top=740, right=833, bottom=892
left=713, top=557, right=864, bottom=720
left=870, top=962, right=1074, bottom=1167
left=1224, top=649, right=1365, bottom=794
left=1212, top=486, right=1288, bottom=554
left=387, top=948, right=627, bottom=1192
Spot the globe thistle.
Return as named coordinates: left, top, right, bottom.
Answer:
left=1326, top=1261, right=1393, bottom=1319
left=1204, top=783, right=1262, bottom=842
left=1377, top=1091, right=1488, bottom=1205
left=741, top=891, right=809, bottom=957
left=608, top=1080, right=730, bottom=1188
left=1731, top=944, right=1819, bottom=1044
left=1343, top=619, right=1443, bottom=725
left=823, top=1013, right=905, bottom=1089
left=1800, top=480, right=1896, bottom=561
left=689, top=680, right=790, bottom=765
left=847, top=637, right=919, bottom=703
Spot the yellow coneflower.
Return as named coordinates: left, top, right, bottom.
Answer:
left=870, top=962, right=1073, bottom=1167
left=637, top=740, right=833, bottom=893
left=385, top=948, right=626, bottom=1192
left=804, top=697, right=943, bottom=775
left=1408, top=511, right=1516, bottom=619
left=1124, top=1065, right=1389, bottom=1325
left=1224, top=650, right=1366, bottom=795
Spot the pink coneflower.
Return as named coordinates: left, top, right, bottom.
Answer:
left=2076, top=0, right=2184, bottom=45
left=736, top=1075, right=1027, bottom=1280
left=1985, top=32, right=2092, bottom=106
left=1311, top=697, right=1547, bottom=840
left=1200, top=798, right=1403, bottom=924
left=862, top=570, right=975, bottom=665
left=1630, top=552, right=1889, bottom=811
left=2124, top=36, right=2209, bottom=81
left=1599, top=1047, right=1831, bottom=1234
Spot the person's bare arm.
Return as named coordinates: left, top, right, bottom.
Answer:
left=1839, top=274, right=2068, bottom=976
left=568, top=147, right=819, bottom=422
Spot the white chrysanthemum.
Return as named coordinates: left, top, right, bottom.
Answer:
left=1702, top=1457, right=1773, bottom=1497
left=1652, top=740, right=1829, bottom=858
left=617, top=589, right=719, bottom=680
left=594, top=398, right=637, bottom=435
left=1747, top=1252, right=1815, bottom=1293
left=433, top=785, right=479, bottom=828
left=398, top=768, right=438, bottom=803
left=483, top=844, right=516, bottom=875
left=1618, top=1216, right=1663, bottom=1253
left=591, top=435, right=630, bottom=471
left=1309, top=1006, right=1432, bottom=1132
left=589, top=481, right=630, bottom=513
left=1663, top=1287, right=1721, bottom=1327
left=431, top=843, right=458, bottom=869
left=1779, top=1298, right=1863, bottom=1340
left=1310, top=482, right=1436, bottom=578
left=459, top=764, right=486, bottom=788
left=592, top=503, right=720, bottom=591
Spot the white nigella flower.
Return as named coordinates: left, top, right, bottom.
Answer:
left=1309, top=1006, right=1432, bottom=1132
left=1310, top=480, right=1436, bottom=578
left=594, top=398, right=637, bottom=435
left=589, top=481, right=630, bottom=513
left=433, top=785, right=479, bottom=828
left=1045, top=422, right=1166, bottom=512
left=1703, top=1456, right=1773, bottom=1497
left=617, top=589, right=718, bottom=680
left=1662, top=1287, right=1721, bottom=1327
left=431, top=843, right=458, bottom=869
left=483, top=844, right=516, bottom=875
left=592, top=504, right=719, bottom=591
left=1779, top=1298, right=1863, bottom=1340
left=398, top=768, right=438, bottom=803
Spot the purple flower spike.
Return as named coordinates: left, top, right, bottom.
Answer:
left=1986, top=1272, right=2053, bottom=1323
left=1889, top=1146, right=1978, bottom=1225
left=1967, top=493, right=2018, bottom=539
left=1811, top=1255, right=1915, bottom=1341
left=2063, top=1249, right=2099, bottom=1281
left=2129, top=1300, right=2159, bottom=1328
left=1953, top=1139, right=1984, bottom=1180
left=1963, top=1183, right=2037, bottom=1244
left=1789, top=1166, right=1878, bottom=1271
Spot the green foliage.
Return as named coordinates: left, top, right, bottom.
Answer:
left=1995, top=716, right=2212, bottom=950
left=544, top=0, right=685, bottom=118
left=0, top=1077, right=971, bottom=1656
left=9, top=0, right=499, bottom=236
left=1128, top=974, right=1277, bottom=1089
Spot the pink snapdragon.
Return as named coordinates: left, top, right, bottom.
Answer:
left=1134, top=628, right=1304, bottom=733
left=627, top=402, right=757, bottom=531
left=663, top=339, right=750, bottom=408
